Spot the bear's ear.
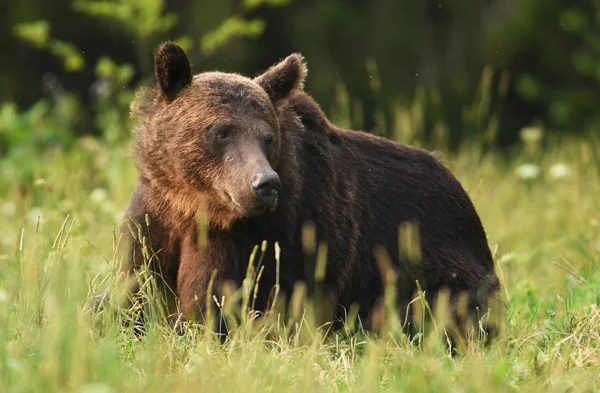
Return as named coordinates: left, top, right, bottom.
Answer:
left=254, top=53, right=307, bottom=103
left=154, top=41, right=193, bottom=100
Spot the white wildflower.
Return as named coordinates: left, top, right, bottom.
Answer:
left=6, top=357, right=21, bottom=372
left=0, top=289, right=8, bottom=304
left=549, top=163, right=571, bottom=179
left=89, top=188, right=108, bottom=203
left=515, top=163, right=540, bottom=180
left=28, top=207, right=43, bottom=223
left=1, top=202, right=16, bottom=216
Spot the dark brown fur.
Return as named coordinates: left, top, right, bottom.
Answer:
left=118, top=42, right=503, bottom=341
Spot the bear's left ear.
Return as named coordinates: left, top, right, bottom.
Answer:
left=254, top=53, right=307, bottom=103
left=154, top=41, right=193, bottom=100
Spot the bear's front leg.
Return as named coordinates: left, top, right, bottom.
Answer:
left=103, top=188, right=181, bottom=326
left=177, top=231, right=238, bottom=336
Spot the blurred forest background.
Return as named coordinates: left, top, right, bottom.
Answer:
left=1, top=0, right=599, bottom=159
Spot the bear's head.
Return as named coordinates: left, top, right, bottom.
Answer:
left=132, top=42, right=307, bottom=229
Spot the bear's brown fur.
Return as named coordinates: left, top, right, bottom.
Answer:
left=118, top=41, right=502, bottom=341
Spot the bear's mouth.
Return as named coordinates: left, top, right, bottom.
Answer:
left=247, top=197, right=278, bottom=216
left=227, top=192, right=278, bottom=217
left=268, top=196, right=278, bottom=212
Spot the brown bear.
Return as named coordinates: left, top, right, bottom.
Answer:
left=117, top=41, right=502, bottom=342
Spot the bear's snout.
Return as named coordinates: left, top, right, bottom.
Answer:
left=251, top=171, right=281, bottom=211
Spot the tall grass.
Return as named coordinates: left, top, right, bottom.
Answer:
left=0, top=83, right=599, bottom=392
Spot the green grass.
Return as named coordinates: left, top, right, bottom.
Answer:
left=0, top=131, right=599, bottom=393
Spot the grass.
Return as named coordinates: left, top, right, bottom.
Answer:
left=0, top=126, right=599, bottom=392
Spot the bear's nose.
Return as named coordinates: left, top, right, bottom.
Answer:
left=251, top=172, right=281, bottom=207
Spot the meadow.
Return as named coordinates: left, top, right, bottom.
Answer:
left=0, top=114, right=599, bottom=392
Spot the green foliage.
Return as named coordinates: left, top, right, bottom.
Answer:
left=72, top=0, right=178, bottom=41
left=12, top=20, right=50, bottom=48
left=0, top=101, right=74, bottom=188
left=243, top=0, right=290, bottom=9
left=14, top=20, right=85, bottom=72
left=0, top=99, right=79, bottom=152
left=6, top=0, right=600, bottom=149
left=201, top=16, right=265, bottom=55
left=501, top=0, right=600, bottom=130
left=92, top=57, right=136, bottom=144
left=201, top=0, right=290, bottom=55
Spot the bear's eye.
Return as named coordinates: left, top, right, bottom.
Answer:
left=264, top=135, right=275, bottom=147
left=217, top=128, right=230, bottom=140
left=212, top=124, right=233, bottom=141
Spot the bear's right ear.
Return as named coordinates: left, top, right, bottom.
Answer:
left=154, top=41, right=193, bottom=100
left=254, top=53, right=307, bottom=103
